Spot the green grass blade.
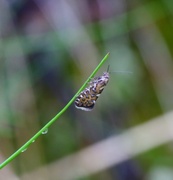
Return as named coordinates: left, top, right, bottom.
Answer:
left=0, top=52, right=109, bottom=169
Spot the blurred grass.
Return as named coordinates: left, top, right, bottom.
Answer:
left=1, top=0, right=173, bottom=179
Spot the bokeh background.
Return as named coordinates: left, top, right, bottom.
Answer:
left=1, top=0, right=173, bottom=179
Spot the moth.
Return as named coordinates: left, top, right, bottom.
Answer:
left=75, top=68, right=110, bottom=111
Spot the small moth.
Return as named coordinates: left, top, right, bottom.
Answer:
left=75, top=67, right=110, bottom=111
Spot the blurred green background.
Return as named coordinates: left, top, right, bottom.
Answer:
left=1, top=0, right=173, bottom=179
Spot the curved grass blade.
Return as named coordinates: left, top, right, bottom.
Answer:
left=0, top=52, right=110, bottom=169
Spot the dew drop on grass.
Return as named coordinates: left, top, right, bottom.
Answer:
left=21, top=148, right=27, bottom=153
left=42, top=128, right=48, bottom=135
left=32, top=140, right=35, bottom=143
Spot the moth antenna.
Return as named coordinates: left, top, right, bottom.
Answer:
left=106, top=65, right=110, bottom=72
left=110, top=70, right=133, bottom=74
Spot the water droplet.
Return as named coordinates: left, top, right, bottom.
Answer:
left=42, top=128, right=48, bottom=134
left=32, top=140, right=35, bottom=143
left=21, top=148, right=27, bottom=153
